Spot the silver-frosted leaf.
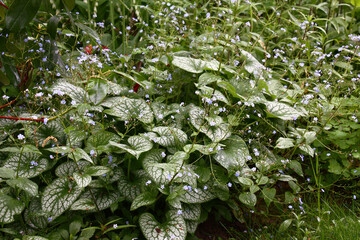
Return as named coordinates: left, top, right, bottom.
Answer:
left=42, top=178, right=82, bottom=219
left=172, top=56, right=220, bottom=73
left=23, top=236, right=49, bottom=240
left=24, top=198, right=48, bottom=229
left=198, top=72, right=221, bottom=86
left=55, top=161, right=91, bottom=177
left=73, top=173, right=92, bottom=188
left=50, top=80, right=87, bottom=104
left=214, top=135, right=250, bottom=171
left=185, top=220, right=199, bottom=234
left=117, top=169, right=142, bottom=201
left=139, top=210, right=187, bottom=240
left=183, top=143, right=224, bottom=155
left=46, top=147, right=93, bottom=163
left=0, top=167, right=15, bottom=179
left=0, top=194, right=25, bottom=223
left=102, top=97, right=154, bottom=124
left=151, top=102, right=180, bottom=122
left=240, top=49, right=265, bottom=78
left=130, top=192, right=157, bottom=211
left=189, top=106, right=231, bottom=142
left=110, top=136, right=153, bottom=159
left=86, top=130, right=121, bottom=154
left=29, top=120, right=66, bottom=148
left=79, top=189, right=120, bottom=211
left=70, top=198, right=95, bottom=211
left=265, top=101, right=306, bottom=121
left=179, top=186, right=216, bottom=204
left=6, top=178, right=38, bottom=196
left=275, top=137, right=295, bottom=149
left=84, top=166, right=111, bottom=176
left=181, top=203, right=201, bottom=221
left=198, top=86, right=229, bottom=105
left=3, top=153, right=48, bottom=178
left=151, top=126, right=188, bottom=148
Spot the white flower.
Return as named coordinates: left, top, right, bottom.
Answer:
left=17, top=134, right=25, bottom=140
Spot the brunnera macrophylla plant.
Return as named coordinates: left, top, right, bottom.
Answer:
left=0, top=0, right=359, bottom=239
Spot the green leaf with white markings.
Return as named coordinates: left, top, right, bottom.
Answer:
left=102, top=97, right=154, bottom=124
left=265, top=101, right=306, bottom=121
left=0, top=194, right=25, bottom=223
left=110, top=136, right=153, bottom=159
left=42, top=178, right=82, bottom=219
left=172, top=56, right=220, bottom=73
left=139, top=210, right=187, bottom=240
left=79, top=189, right=121, bottom=211
left=151, top=126, right=188, bottom=148
left=179, top=185, right=216, bottom=204
left=73, top=173, right=92, bottom=188
left=50, top=80, right=87, bottom=104
left=0, top=167, right=15, bottom=179
left=55, top=161, right=91, bottom=177
left=84, top=166, right=110, bottom=176
left=214, top=135, right=250, bottom=171
left=6, top=178, right=38, bottom=196
left=130, top=192, right=157, bottom=211
left=3, top=153, right=48, bottom=178
left=275, top=138, right=295, bottom=149
left=181, top=203, right=201, bottom=221
left=189, top=106, right=231, bottom=142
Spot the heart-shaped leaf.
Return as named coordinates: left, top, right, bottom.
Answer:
left=130, top=192, right=157, bottom=211
left=189, top=106, right=231, bottom=142
left=55, top=161, right=91, bottom=177
left=239, top=192, right=257, bottom=207
left=0, top=194, right=25, bottom=223
left=6, top=178, right=38, bottom=196
left=4, top=153, right=48, bottom=178
left=42, top=178, right=82, bottom=219
left=181, top=203, right=201, bottom=221
left=102, top=97, right=154, bottom=124
left=139, top=210, right=187, bottom=240
left=265, top=101, right=306, bottom=121
left=50, top=80, right=87, bottom=104
left=151, top=126, right=188, bottom=148
left=172, top=56, right=220, bottom=73
left=73, top=173, right=92, bottom=188
left=110, top=136, right=153, bottom=159
left=214, top=135, right=250, bottom=171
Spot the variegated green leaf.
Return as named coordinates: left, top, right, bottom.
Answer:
left=85, top=130, right=120, bottom=154
left=265, top=101, right=306, bottom=121
left=50, top=80, right=87, bottom=104
left=240, top=49, right=265, bottom=78
left=183, top=143, right=224, bottom=155
left=275, top=137, right=295, bottom=149
left=214, top=135, right=250, bottom=171
left=0, top=194, right=25, bottom=223
left=46, top=146, right=93, bottom=164
left=118, top=177, right=141, bottom=202
left=70, top=198, right=95, bottom=211
left=172, top=56, right=220, bottom=73
left=189, top=106, right=231, bottom=142
left=151, top=102, right=180, bottom=122
left=84, top=166, right=111, bottom=176
left=6, top=178, right=38, bottom=196
left=151, top=127, right=188, bottom=148
left=102, top=97, right=154, bottom=124
left=42, top=178, right=82, bottom=219
left=79, top=189, right=120, bottom=211
left=130, top=192, right=157, bottom=211
left=198, top=86, right=229, bottom=105
left=3, top=153, right=48, bottom=178
left=179, top=186, right=216, bottom=204
left=110, top=136, right=153, bottom=159
left=55, top=161, right=91, bottom=177
left=24, top=198, right=48, bottom=229
left=0, top=167, right=15, bottom=179
left=185, top=220, right=199, bottom=234
left=73, top=173, right=92, bottom=188
left=29, top=120, right=66, bottom=148
left=139, top=210, right=187, bottom=240
left=181, top=203, right=201, bottom=221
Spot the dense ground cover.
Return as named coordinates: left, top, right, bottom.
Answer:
left=0, top=0, right=359, bottom=239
